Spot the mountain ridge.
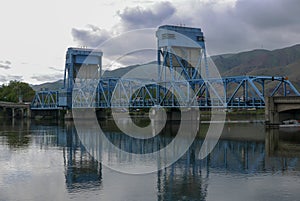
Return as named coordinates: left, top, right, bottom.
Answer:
left=32, top=44, right=300, bottom=91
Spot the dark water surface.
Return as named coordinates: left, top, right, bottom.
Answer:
left=1, top=117, right=300, bottom=201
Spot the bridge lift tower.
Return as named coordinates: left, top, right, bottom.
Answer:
left=30, top=48, right=103, bottom=111
left=31, top=25, right=300, bottom=111
left=62, top=47, right=103, bottom=108
left=155, top=25, right=213, bottom=107
left=155, top=25, right=300, bottom=108
left=156, top=25, right=206, bottom=81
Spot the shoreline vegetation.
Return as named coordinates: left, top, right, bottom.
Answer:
left=0, top=80, right=35, bottom=103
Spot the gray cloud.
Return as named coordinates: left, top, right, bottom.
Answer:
left=71, top=24, right=111, bottom=47
left=71, top=2, right=175, bottom=66
left=0, top=60, right=12, bottom=70
left=71, top=1, right=175, bottom=50
left=71, top=0, right=300, bottom=57
left=48, top=66, right=64, bottom=72
left=117, top=1, right=176, bottom=29
left=235, top=0, right=300, bottom=29
left=31, top=73, right=63, bottom=82
left=99, top=28, right=157, bottom=69
left=0, top=75, right=23, bottom=83
left=164, top=0, right=300, bottom=55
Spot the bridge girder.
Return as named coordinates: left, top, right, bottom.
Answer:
left=30, top=25, right=300, bottom=110
left=67, top=75, right=300, bottom=109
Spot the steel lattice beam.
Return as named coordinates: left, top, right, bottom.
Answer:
left=31, top=26, right=300, bottom=110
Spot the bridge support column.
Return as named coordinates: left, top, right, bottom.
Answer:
left=149, top=108, right=200, bottom=121
left=2, top=107, right=7, bottom=117
left=265, top=96, right=300, bottom=127
left=265, top=97, right=279, bottom=127
left=20, top=109, right=24, bottom=118
left=64, top=110, right=73, bottom=120
left=12, top=108, right=15, bottom=118
left=150, top=107, right=166, bottom=122
left=27, top=108, right=31, bottom=118
left=0, top=102, right=31, bottom=118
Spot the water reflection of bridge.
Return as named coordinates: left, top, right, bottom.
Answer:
left=157, top=128, right=300, bottom=200
left=30, top=122, right=102, bottom=192
left=31, top=25, right=300, bottom=114
left=27, top=120, right=300, bottom=199
left=63, top=125, right=102, bottom=192
left=266, top=128, right=300, bottom=159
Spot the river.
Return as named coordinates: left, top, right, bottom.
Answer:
left=0, top=115, right=300, bottom=201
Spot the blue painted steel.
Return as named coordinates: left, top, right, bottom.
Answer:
left=68, top=75, right=300, bottom=109
left=31, top=90, right=58, bottom=110
left=63, top=47, right=103, bottom=108
left=31, top=26, right=300, bottom=110
left=158, top=25, right=205, bottom=49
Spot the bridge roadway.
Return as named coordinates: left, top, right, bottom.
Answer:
left=30, top=28, right=300, bottom=111
left=0, top=101, right=31, bottom=118
left=31, top=75, right=300, bottom=110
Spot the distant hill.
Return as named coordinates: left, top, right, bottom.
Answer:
left=31, top=80, right=64, bottom=91
left=212, top=44, right=300, bottom=88
left=32, top=44, right=300, bottom=91
left=102, top=64, right=141, bottom=78
left=31, top=63, right=154, bottom=91
left=30, top=66, right=142, bottom=91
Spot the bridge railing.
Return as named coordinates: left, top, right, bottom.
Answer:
left=31, top=75, right=300, bottom=110
left=31, top=91, right=58, bottom=110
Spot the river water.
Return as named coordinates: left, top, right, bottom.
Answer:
left=1, top=115, right=300, bottom=201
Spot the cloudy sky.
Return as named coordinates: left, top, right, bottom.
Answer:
left=1, top=0, right=300, bottom=84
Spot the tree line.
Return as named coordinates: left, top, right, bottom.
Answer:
left=0, top=80, right=35, bottom=103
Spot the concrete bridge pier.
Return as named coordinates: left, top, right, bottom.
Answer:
left=11, top=108, right=24, bottom=118
left=0, top=105, right=31, bottom=118
left=265, top=96, right=300, bottom=128
left=150, top=107, right=200, bottom=121
left=30, top=109, right=64, bottom=120
left=12, top=108, right=15, bottom=118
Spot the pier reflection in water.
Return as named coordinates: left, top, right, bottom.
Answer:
left=0, top=118, right=300, bottom=201
left=63, top=124, right=102, bottom=193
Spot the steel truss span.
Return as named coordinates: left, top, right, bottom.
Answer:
left=31, top=75, right=300, bottom=110
left=30, top=25, right=300, bottom=110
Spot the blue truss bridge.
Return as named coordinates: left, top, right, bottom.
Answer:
left=31, top=25, right=300, bottom=111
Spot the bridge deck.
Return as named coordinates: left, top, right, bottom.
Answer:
left=31, top=76, right=300, bottom=110
left=0, top=101, right=30, bottom=108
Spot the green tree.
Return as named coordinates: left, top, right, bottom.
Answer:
left=0, top=80, right=35, bottom=103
